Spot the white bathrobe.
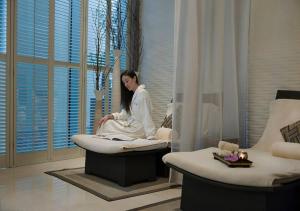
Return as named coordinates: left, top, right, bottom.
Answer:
left=96, top=85, right=156, bottom=139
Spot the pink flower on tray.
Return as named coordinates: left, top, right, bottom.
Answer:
left=224, top=154, right=239, bottom=162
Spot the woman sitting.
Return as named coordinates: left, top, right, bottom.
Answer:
left=96, top=70, right=156, bottom=139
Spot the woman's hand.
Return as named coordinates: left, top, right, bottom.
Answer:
left=98, top=114, right=114, bottom=126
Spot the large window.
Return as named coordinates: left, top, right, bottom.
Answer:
left=1, top=0, right=128, bottom=166
left=15, top=0, right=81, bottom=163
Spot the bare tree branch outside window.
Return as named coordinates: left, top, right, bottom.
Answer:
left=89, top=0, right=111, bottom=91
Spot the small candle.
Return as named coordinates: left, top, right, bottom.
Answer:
left=238, top=151, right=248, bottom=160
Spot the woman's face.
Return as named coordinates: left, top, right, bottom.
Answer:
left=122, top=75, right=137, bottom=91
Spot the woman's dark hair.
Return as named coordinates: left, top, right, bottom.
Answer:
left=120, top=70, right=139, bottom=113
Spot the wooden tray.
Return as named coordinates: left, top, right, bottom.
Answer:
left=213, top=152, right=252, bottom=168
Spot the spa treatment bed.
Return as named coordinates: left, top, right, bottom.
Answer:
left=163, top=90, right=300, bottom=211
left=72, top=128, right=172, bottom=186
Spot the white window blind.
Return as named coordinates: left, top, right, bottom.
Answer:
left=16, top=0, right=49, bottom=154
left=85, top=70, right=96, bottom=134
left=16, top=63, right=48, bottom=153
left=53, top=67, right=79, bottom=149
left=0, top=0, right=7, bottom=53
left=55, top=0, right=80, bottom=63
left=17, top=0, right=49, bottom=58
left=0, top=61, right=6, bottom=155
left=53, top=0, right=81, bottom=149
left=0, top=0, right=7, bottom=156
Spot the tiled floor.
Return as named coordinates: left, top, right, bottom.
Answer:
left=131, top=198, right=181, bottom=211
left=0, top=158, right=181, bottom=211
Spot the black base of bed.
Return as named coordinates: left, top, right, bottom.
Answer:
left=85, top=147, right=170, bottom=186
left=168, top=163, right=300, bottom=211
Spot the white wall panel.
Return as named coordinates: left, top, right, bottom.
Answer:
left=248, top=0, right=300, bottom=146
left=141, top=0, right=175, bottom=127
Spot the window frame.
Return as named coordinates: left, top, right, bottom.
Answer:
left=2, top=0, right=128, bottom=167
left=12, top=0, right=84, bottom=166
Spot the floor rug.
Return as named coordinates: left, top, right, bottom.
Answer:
left=46, top=167, right=178, bottom=201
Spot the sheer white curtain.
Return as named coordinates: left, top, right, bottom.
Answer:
left=172, top=0, right=250, bottom=154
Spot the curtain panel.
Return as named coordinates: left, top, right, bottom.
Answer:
left=172, top=0, right=250, bottom=153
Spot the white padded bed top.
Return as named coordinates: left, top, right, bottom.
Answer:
left=72, top=134, right=170, bottom=154
left=163, top=147, right=300, bottom=187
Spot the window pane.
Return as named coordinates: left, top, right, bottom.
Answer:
left=111, top=0, right=127, bottom=69
left=54, top=0, right=81, bottom=63
left=0, top=0, right=7, bottom=53
left=86, top=70, right=112, bottom=134
left=108, top=72, right=112, bottom=112
left=16, top=63, right=48, bottom=153
left=86, top=70, right=96, bottom=134
left=0, top=61, right=6, bottom=154
left=87, top=0, right=107, bottom=66
left=17, top=0, right=49, bottom=58
left=53, top=67, right=79, bottom=149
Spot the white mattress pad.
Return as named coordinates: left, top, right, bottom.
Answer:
left=72, top=134, right=170, bottom=154
left=163, top=147, right=300, bottom=187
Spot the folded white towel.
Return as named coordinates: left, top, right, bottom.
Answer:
left=217, top=149, right=232, bottom=156
left=218, top=141, right=239, bottom=152
left=155, top=127, right=172, bottom=140
left=97, top=134, right=136, bottom=141
left=271, top=142, right=300, bottom=160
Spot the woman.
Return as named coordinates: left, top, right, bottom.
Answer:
left=96, top=70, right=156, bottom=139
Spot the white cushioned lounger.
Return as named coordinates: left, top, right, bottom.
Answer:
left=72, top=134, right=170, bottom=154
left=163, top=147, right=300, bottom=187
left=162, top=90, right=300, bottom=211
